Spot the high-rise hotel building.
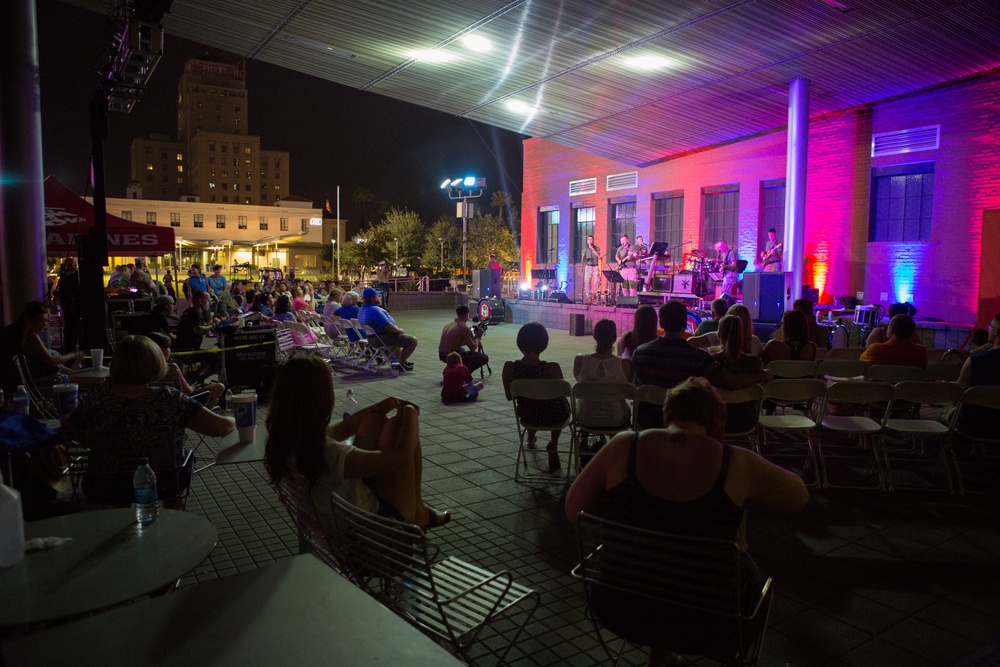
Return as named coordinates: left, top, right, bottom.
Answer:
left=130, top=59, right=289, bottom=205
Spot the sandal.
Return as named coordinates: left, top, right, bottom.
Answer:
left=421, top=508, right=452, bottom=531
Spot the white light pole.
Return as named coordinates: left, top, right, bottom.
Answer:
left=438, top=237, right=444, bottom=271
left=330, top=239, right=336, bottom=276
left=441, top=176, right=485, bottom=292
left=394, top=237, right=399, bottom=268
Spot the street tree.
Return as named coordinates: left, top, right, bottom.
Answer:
left=376, top=208, right=426, bottom=272
left=420, top=217, right=460, bottom=272
left=466, top=213, right=517, bottom=270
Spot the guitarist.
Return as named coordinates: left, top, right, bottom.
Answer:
left=760, top=228, right=783, bottom=273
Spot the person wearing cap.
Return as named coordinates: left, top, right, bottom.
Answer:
left=358, top=287, right=418, bottom=371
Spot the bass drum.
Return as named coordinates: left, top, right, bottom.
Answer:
left=477, top=297, right=505, bottom=325
left=829, top=324, right=849, bottom=349
left=685, top=310, right=703, bottom=336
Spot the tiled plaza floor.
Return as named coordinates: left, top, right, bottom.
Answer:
left=182, top=308, right=1000, bottom=666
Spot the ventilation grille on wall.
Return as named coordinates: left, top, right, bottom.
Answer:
left=568, top=177, right=597, bottom=196
left=607, top=171, right=638, bottom=191
left=871, top=125, right=940, bottom=157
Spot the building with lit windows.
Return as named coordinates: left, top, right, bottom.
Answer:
left=129, top=58, right=289, bottom=206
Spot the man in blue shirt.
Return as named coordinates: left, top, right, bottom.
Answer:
left=358, top=287, right=418, bottom=371
left=184, top=264, right=208, bottom=302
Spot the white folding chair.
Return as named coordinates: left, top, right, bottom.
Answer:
left=818, top=381, right=894, bottom=489
left=717, top=384, right=764, bottom=452
left=864, top=364, right=927, bottom=383
left=634, top=384, right=669, bottom=431
left=758, top=379, right=828, bottom=486
left=765, top=360, right=818, bottom=379
left=926, top=361, right=963, bottom=382
left=879, top=381, right=964, bottom=493
left=509, top=379, right=573, bottom=483
left=951, top=385, right=1000, bottom=494
left=817, top=359, right=871, bottom=382
left=571, top=381, right=635, bottom=472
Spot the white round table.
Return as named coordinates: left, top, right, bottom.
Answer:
left=0, top=508, right=217, bottom=631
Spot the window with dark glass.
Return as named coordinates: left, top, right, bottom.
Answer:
left=652, top=191, right=684, bottom=254
left=701, top=185, right=740, bottom=250
left=571, top=205, right=595, bottom=264
left=609, top=196, right=636, bottom=248
left=869, top=162, right=934, bottom=242
left=537, top=207, right=559, bottom=264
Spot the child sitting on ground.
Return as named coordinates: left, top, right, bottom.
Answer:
left=441, top=351, right=484, bottom=403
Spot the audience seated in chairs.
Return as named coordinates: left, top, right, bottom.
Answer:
left=502, top=322, right=571, bottom=471
left=712, top=314, right=765, bottom=433
left=0, top=300, right=84, bottom=395
left=573, top=318, right=634, bottom=429
left=263, top=355, right=450, bottom=533
left=860, top=314, right=928, bottom=367
left=69, top=335, right=234, bottom=506
left=565, top=377, right=808, bottom=667
left=616, top=304, right=658, bottom=359
left=762, top=309, right=818, bottom=364
left=146, top=332, right=225, bottom=406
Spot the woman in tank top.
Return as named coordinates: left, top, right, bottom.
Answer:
left=573, top=318, right=634, bottom=429
left=566, top=377, right=808, bottom=666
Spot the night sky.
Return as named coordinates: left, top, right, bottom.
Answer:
left=35, top=0, right=527, bottom=235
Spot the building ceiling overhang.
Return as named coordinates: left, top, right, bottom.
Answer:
left=61, top=0, right=1000, bottom=166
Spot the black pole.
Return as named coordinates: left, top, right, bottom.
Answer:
left=80, top=95, right=111, bottom=351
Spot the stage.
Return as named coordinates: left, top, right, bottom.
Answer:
left=502, top=296, right=976, bottom=349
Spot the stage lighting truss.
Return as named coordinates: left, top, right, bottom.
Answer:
left=98, top=1, right=169, bottom=113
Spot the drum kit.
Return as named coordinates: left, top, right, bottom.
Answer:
left=678, top=249, right=717, bottom=297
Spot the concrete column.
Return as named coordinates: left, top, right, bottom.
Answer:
left=784, top=78, right=810, bottom=302
left=0, top=0, right=48, bottom=324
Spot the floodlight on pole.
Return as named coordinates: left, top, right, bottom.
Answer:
left=440, top=175, right=486, bottom=292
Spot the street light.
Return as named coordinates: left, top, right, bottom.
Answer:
left=438, top=237, right=444, bottom=271
left=393, top=237, right=399, bottom=268
left=330, top=239, right=337, bottom=277
left=440, top=175, right=486, bottom=292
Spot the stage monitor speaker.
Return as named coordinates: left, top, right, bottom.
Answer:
left=802, top=286, right=820, bottom=306
left=548, top=291, right=572, bottom=304
left=742, top=272, right=793, bottom=323
left=568, top=313, right=586, bottom=336
left=617, top=296, right=639, bottom=307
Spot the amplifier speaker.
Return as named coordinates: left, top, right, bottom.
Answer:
left=742, top=272, right=793, bottom=323
left=617, top=296, right=639, bottom=307
left=548, top=291, right=573, bottom=304
left=568, top=313, right=586, bottom=336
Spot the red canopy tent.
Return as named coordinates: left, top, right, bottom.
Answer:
left=44, top=176, right=175, bottom=254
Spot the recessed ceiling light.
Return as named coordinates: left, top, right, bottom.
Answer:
left=506, top=99, right=536, bottom=114
left=285, top=35, right=356, bottom=60
left=626, top=55, right=676, bottom=71
left=408, top=49, right=455, bottom=63
left=461, top=34, right=492, bottom=53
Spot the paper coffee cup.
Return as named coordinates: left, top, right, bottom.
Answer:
left=233, top=392, right=257, bottom=444
left=53, top=383, right=79, bottom=423
left=90, top=348, right=104, bottom=369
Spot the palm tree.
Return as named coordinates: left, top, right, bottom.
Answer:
left=490, top=190, right=513, bottom=221
left=352, top=187, right=375, bottom=226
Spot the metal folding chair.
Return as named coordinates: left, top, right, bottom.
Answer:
left=758, top=379, right=828, bottom=486
left=331, top=492, right=540, bottom=665
left=572, top=512, right=773, bottom=666
left=571, top=381, right=635, bottom=472
left=951, top=385, right=1000, bottom=494
left=717, top=384, right=764, bottom=452
left=509, top=378, right=573, bottom=483
left=818, top=381, right=894, bottom=489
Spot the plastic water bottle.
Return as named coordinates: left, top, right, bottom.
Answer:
left=224, top=388, right=234, bottom=413
left=12, top=386, right=30, bottom=416
left=133, top=458, right=158, bottom=525
left=0, top=482, right=25, bottom=567
left=342, top=388, right=359, bottom=420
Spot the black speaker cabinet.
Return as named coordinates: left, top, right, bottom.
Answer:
left=742, top=272, right=793, bottom=323
left=547, top=291, right=572, bottom=304
left=617, top=296, right=639, bottom=307
left=471, top=269, right=502, bottom=299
